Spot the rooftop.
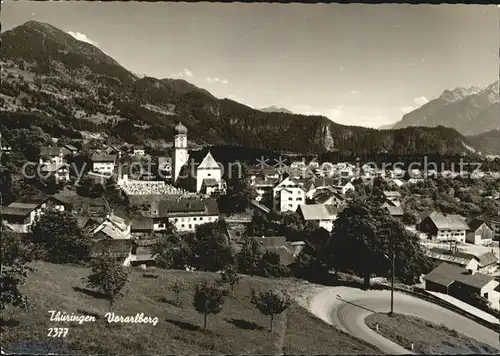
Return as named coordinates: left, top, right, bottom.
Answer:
left=154, top=198, right=219, bottom=217
left=384, top=205, right=404, bottom=216
left=425, top=211, right=469, bottom=231
left=426, top=248, right=477, bottom=267
left=40, top=146, right=70, bottom=157
left=298, top=204, right=337, bottom=221
left=91, top=154, right=117, bottom=163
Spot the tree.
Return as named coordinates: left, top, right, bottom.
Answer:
left=218, top=163, right=256, bottom=213
left=236, top=236, right=264, bottom=275
left=290, top=244, right=328, bottom=283
left=86, top=252, right=130, bottom=312
left=151, top=232, right=191, bottom=270
left=219, top=265, right=241, bottom=294
left=193, top=280, right=225, bottom=331
left=29, top=210, right=90, bottom=264
left=402, top=210, right=418, bottom=226
left=251, top=288, right=291, bottom=332
left=104, top=176, right=127, bottom=210
left=325, top=199, right=432, bottom=289
left=189, top=221, right=234, bottom=272
left=0, top=230, right=30, bottom=316
left=168, top=278, right=189, bottom=306
left=246, top=209, right=283, bottom=237
left=258, top=251, right=288, bottom=278
left=76, top=175, right=103, bottom=198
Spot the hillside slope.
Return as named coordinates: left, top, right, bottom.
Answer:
left=0, top=20, right=480, bottom=156
left=1, top=262, right=381, bottom=355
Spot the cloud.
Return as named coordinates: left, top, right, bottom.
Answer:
left=413, top=96, right=429, bottom=107
left=206, top=76, right=228, bottom=84
left=400, top=106, right=415, bottom=114
left=67, top=31, right=99, bottom=47
left=400, top=96, right=430, bottom=114
left=170, top=68, right=195, bottom=79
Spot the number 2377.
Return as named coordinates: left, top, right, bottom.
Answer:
left=47, top=328, right=69, bottom=337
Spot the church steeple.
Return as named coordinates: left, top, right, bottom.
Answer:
left=172, top=122, right=189, bottom=183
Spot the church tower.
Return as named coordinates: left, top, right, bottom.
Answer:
left=172, top=122, right=189, bottom=183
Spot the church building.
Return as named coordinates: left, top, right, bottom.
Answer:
left=172, top=122, right=224, bottom=194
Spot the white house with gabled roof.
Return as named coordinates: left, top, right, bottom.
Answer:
left=196, top=151, right=222, bottom=193
left=273, top=176, right=306, bottom=212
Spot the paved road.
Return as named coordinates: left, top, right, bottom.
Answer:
left=310, top=287, right=500, bottom=354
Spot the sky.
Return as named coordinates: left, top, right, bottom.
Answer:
left=2, top=2, right=499, bottom=128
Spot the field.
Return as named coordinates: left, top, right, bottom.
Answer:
left=365, top=313, right=499, bottom=355
left=1, top=262, right=381, bottom=355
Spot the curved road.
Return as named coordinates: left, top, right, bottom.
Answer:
left=310, top=287, right=499, bottom=354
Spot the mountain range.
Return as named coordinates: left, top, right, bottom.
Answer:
left=0, top=21, right=489, bottom=156
left=260, top=105, right=294, bottom=114
left=466, top=129, right=500, bottom=155
left=392, top=83, right=499, bottom=136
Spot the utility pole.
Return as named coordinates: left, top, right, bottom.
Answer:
left=389, top=247, right=395, bottom=316
left=385, top=241, right=395, bottom=317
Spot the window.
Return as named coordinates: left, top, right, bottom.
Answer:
left=288, top=197, right=293, bottom=201
left=181, top=224, right=185, bottom=228
left=296, top=197, right=302, bottom=201
left=189, top=224, right=192, bottom=229
left=207, top=173, right=211, bottom=177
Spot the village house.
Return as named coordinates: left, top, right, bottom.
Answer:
left=382, top=204, right=404, bottom=220
left=40, top=162, right=70, bottom=182
left=39, top=147, right=70, bottom=165
left=2, top=196, right=66, bottom=233
left=92, top=213, right=132, bottom=240
left=103, top=145, right=121, bottom=156
left=272, top=176, right=307, bottom=212
left=337, top=163, right=356, bottom=179
left=248, top=236, right=296, bottom=266
left=465, top=218, right=495, bottom=245
left=387, top=179, right=405, bottom=189
left=425, top=247, right=480, bottom=271
left=150, top=197, right=219, bottom=232
left=91, top=154, right=117, bottom=175
left=132, top=146, right=146, bottom=156
left=124, top=245, right=156, bottom=267
left=417, top=211, right=469, bottom=242
left=382, top=190, right=402, bottom=206
left=290, top=160, right=307, bottom=171
left=62, top=144, right=79, bottom=155
left=481, top=212, right=500, bottom=241
left=131, top=216, right=155, bottom=235
left=423, top=262, right=499, bottom=308
left=250, top=175, right=279, bottom=203
left=297, top=203, right=344, bottom=232
left=311, top=187, right=346, bottom=208
left=196, top=151, right=223, bottom=194
left=332, top=179, right=355, bottom=196
left=89, top=239, right=134, bottom=264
